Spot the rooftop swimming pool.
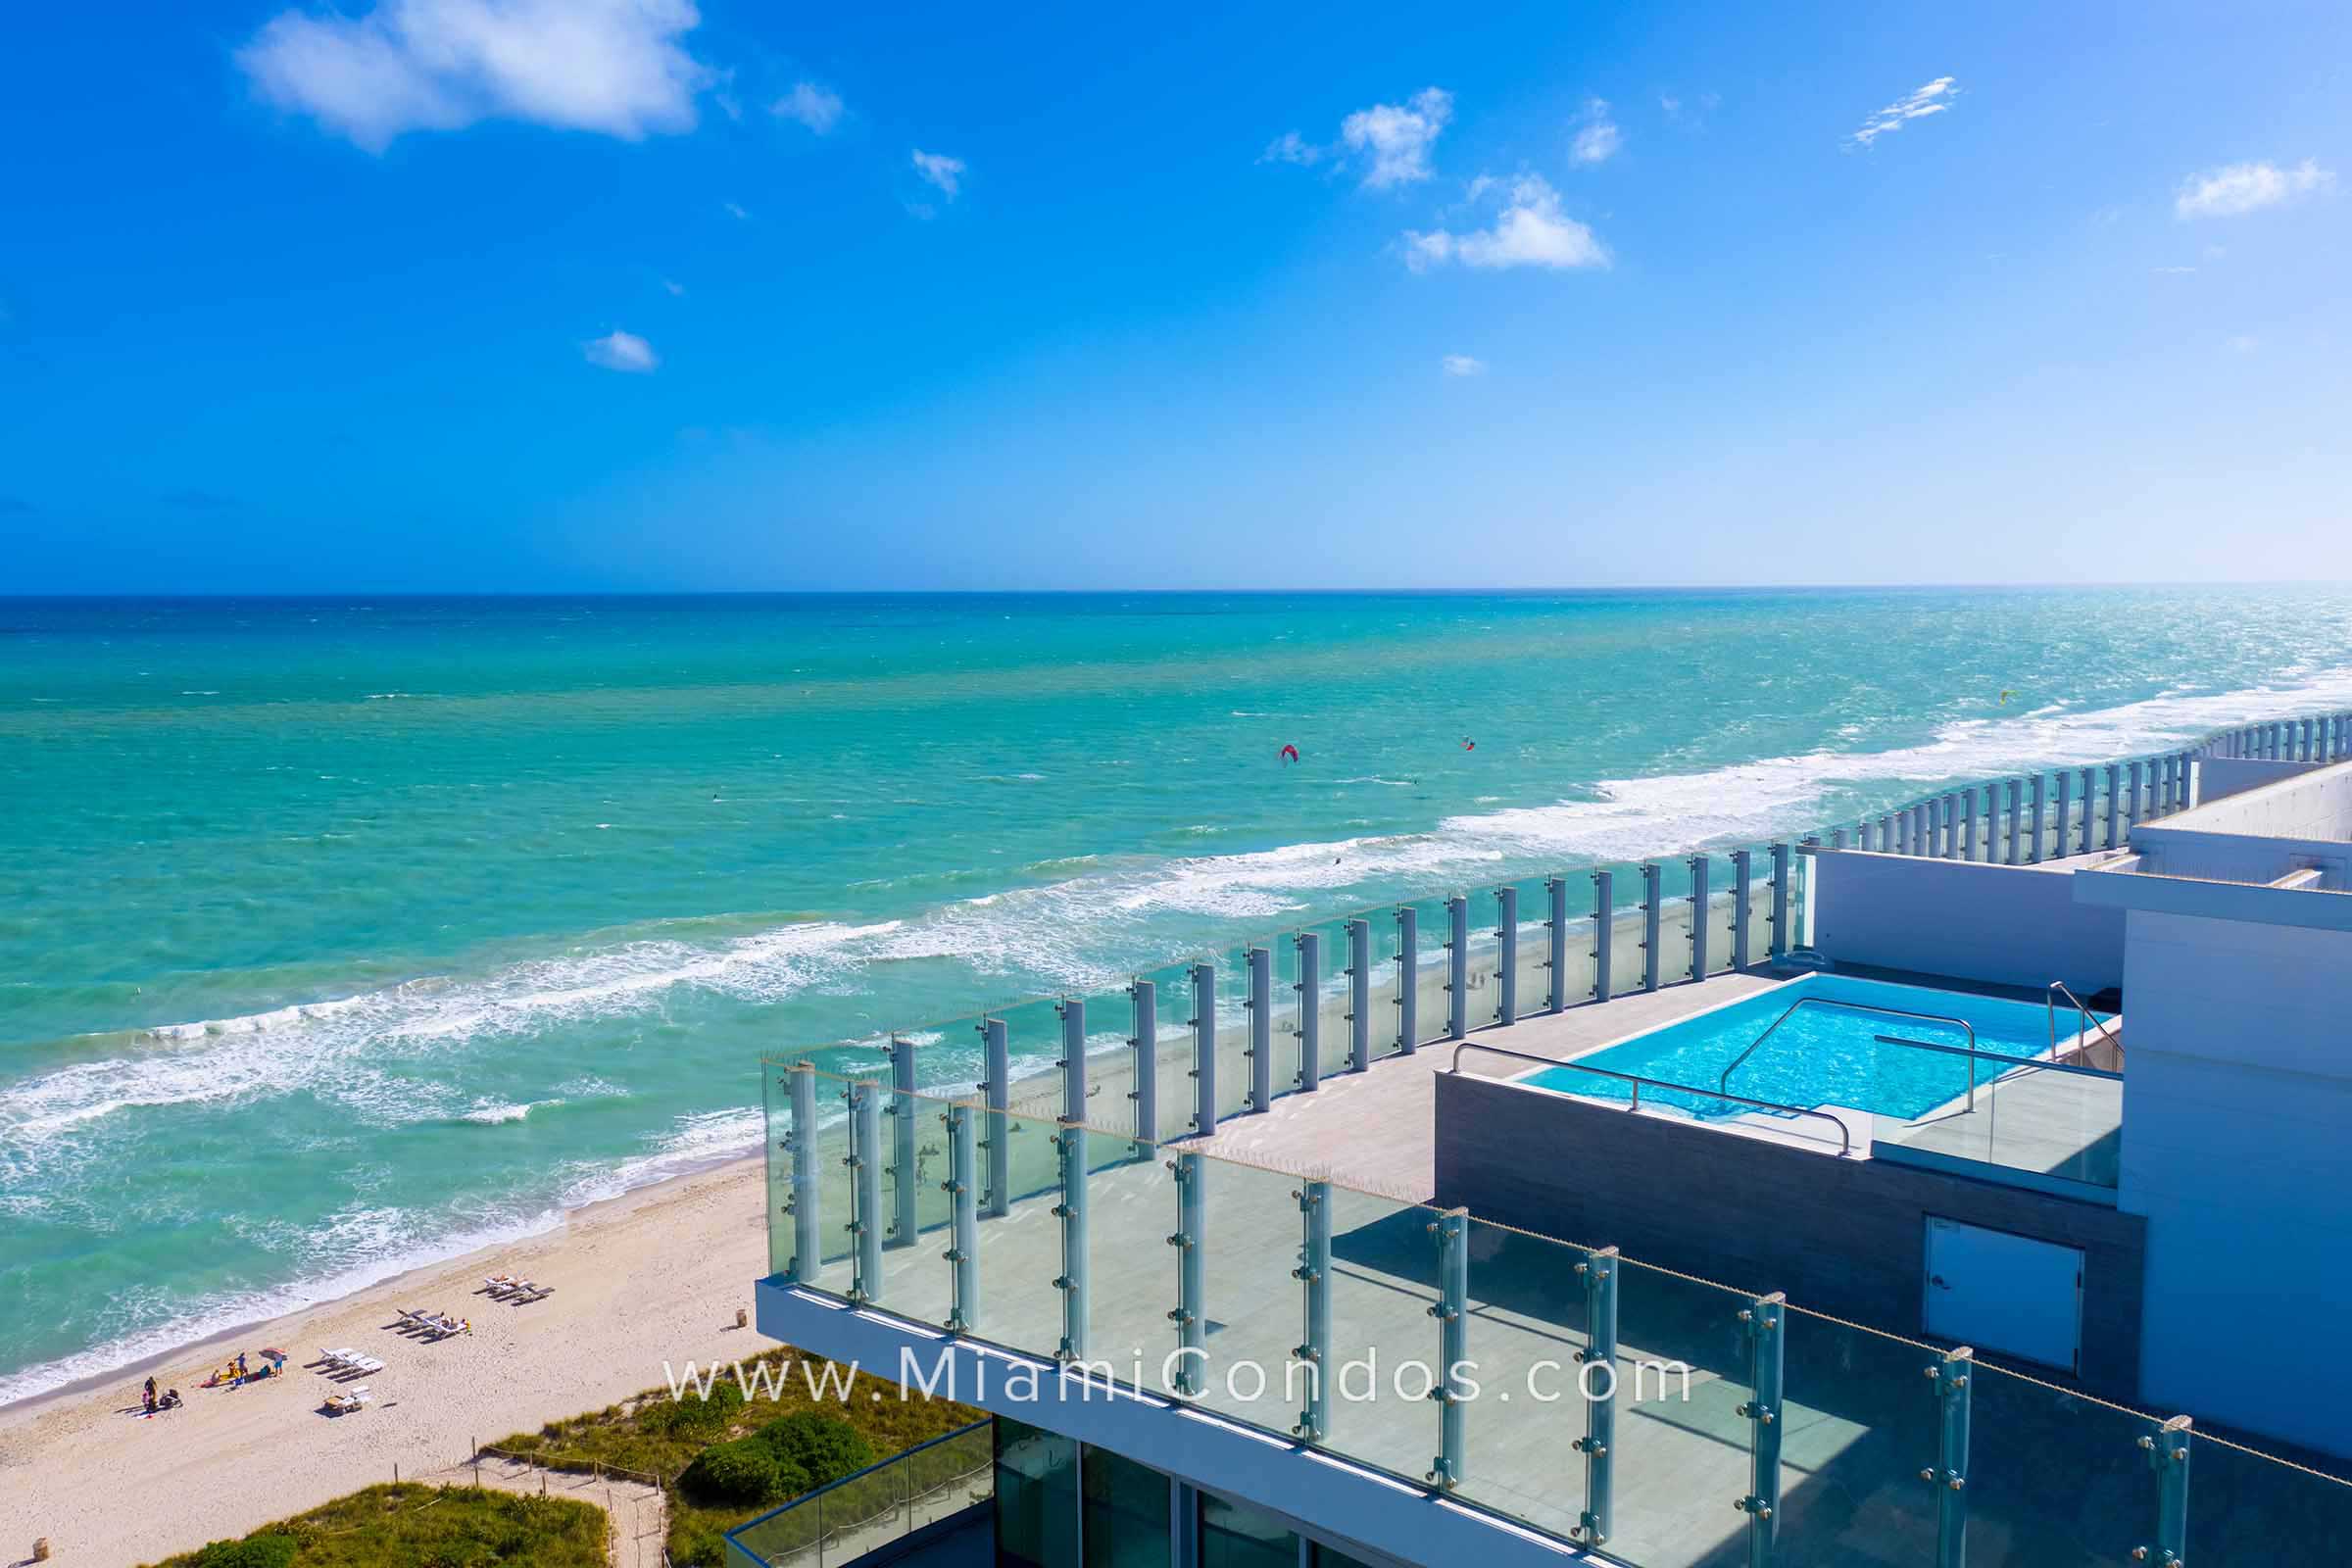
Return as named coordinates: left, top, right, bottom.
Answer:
left=1523, top=972, right=2114, bottom=1123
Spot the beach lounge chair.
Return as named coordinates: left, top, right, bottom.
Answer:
left=516, top=1284, right=555, bottom=1304
left=348, top=1354, right=385, bottom=1374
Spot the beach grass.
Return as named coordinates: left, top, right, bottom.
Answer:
left=144, top=1483, right=605, bottom=1568
left=484, top=1346, right=976, bottom=1566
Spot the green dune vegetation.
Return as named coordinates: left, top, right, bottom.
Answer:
left=147, top=1485, right=606, bottom=1568
left=488, top=1346, right=978, bottom=1566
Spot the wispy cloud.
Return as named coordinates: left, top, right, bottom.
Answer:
left=773, top=80, right=843, bottom=134
left=237, top=0, right=710, bottom=153
left=1341, top=87, right=1453, bottom=189
left=584, top=328, right=659, bottom=373
left=2151, top=266, right=2197, bottom=275
left=1569, top=99, right=1621, bottom=166
left=911, top=149, right=965, bottom=198
left=1847, top=76, right=1957, bottom=149
left=722, top=201, right=749, bottom=220
left=662, top=278, right=686, bottom=296
left=2226, top=334, right=2259, bottom=354
left=1442, top=354, right=1486, bottom=376
left=2175, top=159, right=2333, bottom=220
left=1403, top=173, right=1609, bottom=272
left=1257, top=130, right=1324, bottom=167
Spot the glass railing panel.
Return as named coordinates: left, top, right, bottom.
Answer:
left=1962, top=1363, right=2149, bottom=1566
left=812, top=1078, right=859, bottom=1286
left=1461, top=892, right=1503, bottom=1031
left=1775, top=1310, right=1940, bottom=1563
left=761, top=1059, right=795, bottom=1279
left=1502, top=874, right=1558, bottom=1019
left=1703, top=858, right=1739, bottom=976
left=970, top=1101, right=1079, bottom=1364
left=819, top=1457, right=907, bottom=1564
left=1987, top=1063, right=2123, bottom=1189
left=1192, top=1154, right=1313, bottom=1436
left=1084, top=1135, right=1179, bottom=1384
left=1367, top=905, right=1408, bottom=1060
left=1606, top=898, right=1650, bottom=997
left=1607, top=1256, right=1757, bottom=1568
left=1455, top=1219, right=1591, bottom=1544
left=1068, top=980, right=1143, bottom=1144
left=1399, top=892, right=1452, bottom=1046
left=1322, top=1184, right=1444, bottom=1488
left=906, top=1423, right=996, bottom=1534
left=1746, top=861, right=1779, bottom=962
left=731, top=1493, right=820, bottom=1568
left=1289, top=912, right=1358, bottom=1082
left=2192, top=1431, right=2352, bottom=1562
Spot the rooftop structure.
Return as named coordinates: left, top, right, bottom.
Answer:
left=737, top=711, right=2352, bottom=1568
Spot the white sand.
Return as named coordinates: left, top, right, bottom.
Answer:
left=0, top=1156, right=772, bottom=1568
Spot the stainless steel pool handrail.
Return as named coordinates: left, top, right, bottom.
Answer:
left=1871, top=1033, right=2123, bottom=1083
left=2046, top=980, right=2122, bottom=1059
left=1719, top=996, right=1979, bottom=1097
left=1450, top=1041, right=1853, bottom=1156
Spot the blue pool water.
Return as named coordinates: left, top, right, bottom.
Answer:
left=1525, top=974, right=2111, bottom=1122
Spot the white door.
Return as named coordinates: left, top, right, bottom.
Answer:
left=1923, top=1216, right=2082, bottom=1374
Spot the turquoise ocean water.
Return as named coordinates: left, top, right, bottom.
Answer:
left=4, top=587, right=2350, bottom=1403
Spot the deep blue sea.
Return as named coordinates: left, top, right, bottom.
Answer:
left=5, top=588, right=2349, bottom=1402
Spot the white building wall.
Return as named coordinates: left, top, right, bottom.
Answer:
left=2117, top=907, right=2352, bottom=1456
left=1809, top=851, right=2126, bottom=992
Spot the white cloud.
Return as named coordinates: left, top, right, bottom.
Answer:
left=2174, top=159, right=2333, bottom=220
left=2226, top=334, right=2259, bottom=354
left=1848, top=76, right=1957, bottom=149
left=583, top=328, right=658, bottom=372
left=238, top=0, right=710, bottom=152
left=662, top=277, right=686, bottom=295
left=773, top=80, right=842, bottom=134
left=1258, top=130, right=1324, bottom=167
left=911, top=149, right=965, bottom=198
left=1402, top=173, right=1609, bottom=272
left=1569, top=98, right=1621, bottom=166
left=1442, top=354, right=1486, bottom=376
left=1659, top=93, right=1681, bottom=117
left=722, top=200, right=749, bottom=220
left=2151, top=266, right=2196, bottom=275
left=1341, top=87, right=1452, bottom=189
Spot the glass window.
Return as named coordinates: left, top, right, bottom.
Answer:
left=1200, top=1490, right=1298, bottom=1568
left=1311, top=1546, right=1380, bottom=1568
left=996, top=1416, right=1081, bottom=1568
left=1081, top=1444, right=1171, bottom=1568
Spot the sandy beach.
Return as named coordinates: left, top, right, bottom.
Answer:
left=0, top=1153, right=772, bottom=1568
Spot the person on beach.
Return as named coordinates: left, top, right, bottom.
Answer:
left=143, top=1377, right=157, bottom=1413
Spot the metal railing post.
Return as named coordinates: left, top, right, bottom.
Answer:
left=1189, top=960, right=1216, bottom=1136
left=2104, top=763, right=2123, bottom=851
left=2003, top=779, right=2022, bottom=864
left=2137, top=1416, right=2192, bottom=1566
left=1575, top=1246, right=1619, bottom=1548
left=1730, top=850, right=1753, bottom=969
left=1395, top=905, right=1420, bottom=1054
left=979, top=1017, right=1009, bottom=1218
left=1640, top=863, right=1663, bottom=991
left=1058, top=997, right=1087, bottom=1120
left=887, top=1035, right=920, bottom=1249
left=2028, top=774, right=2047, bottom=862
left=786, top=1062, right=819, bottom=1285
left=1688, top=856, right=1711, bottom=980
left=1768, top=844, right=1791, bottom=958
left=1294, top=930, right=1321, bottom=1091
left=1960, top=786, right=1978, bottom=861
left=1591, top=870, right=1614, bottom=1004
left=1052, top=1116, right=1088, bottom=1360
left=2054, top=770, right=2072, bottom=860
left=1427, top=1208, right=1469, bottom=1490
left=1445, top=894, right=1470, bottom=1040
left=1346, top=918, right=1372, bottom=1071
left=1246, top=946, right=1272, bottom=1113
left=1545, top=877, right=1569, bottom=1012
left=1168, top=1152, right=1205, bottom=1396
left=1128, top=978, right=1156, bottom=1144
left=943, top=1103, right=979, bottom=1333
left=1926, top=1346, right=1972, bottom=1568
left=2079, top=766, right=2096, bottom=854
left=1494, top=884, right=1518, bottom=1024
left=848, top=1077, right=884, bottom=1304
left=1737, top=1292, right=1786, bottom=1565
left=1294, top=1179, right=1332, bottom=1443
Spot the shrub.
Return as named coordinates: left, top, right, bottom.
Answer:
left=755, top=1409, right=873, bottom=1489
left=679, top=1437, right=809, bottom=1507
left=188, top=1538, right=298, bottom=1568
left=653, top=1379, right=744, bottom=1439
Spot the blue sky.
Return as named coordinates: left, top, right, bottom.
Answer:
left=2, top=1, right=2347, bottom=591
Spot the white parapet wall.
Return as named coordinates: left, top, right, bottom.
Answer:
left=2128, top=760, right=2352, bottom=887
left=1806, top=848, right=2126, bottom=992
